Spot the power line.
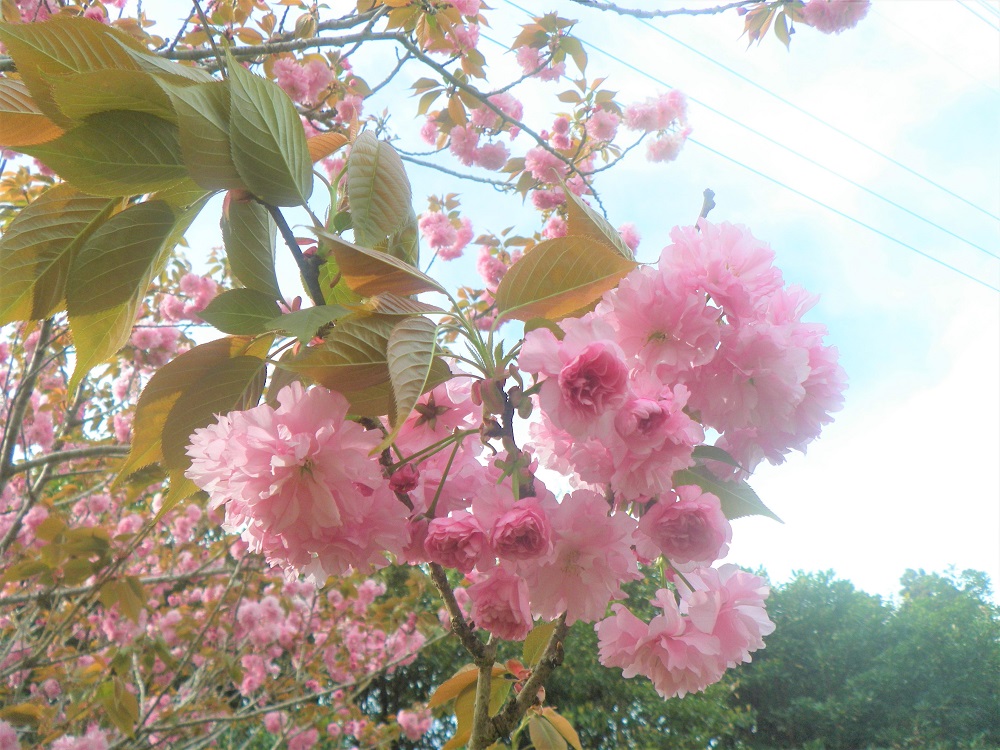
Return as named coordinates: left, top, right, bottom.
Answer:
left=688, top=138, right=999, bottom=293
left=958, top=0, right=1000, bottom=31
left=629, top=16, right=1000, bottom=222
left=976, top=0, right=1000, bottom=18
left=486, top=6, right=1000, bottom=292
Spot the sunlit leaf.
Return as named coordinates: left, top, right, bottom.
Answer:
left=267, top=304, right=351, bottom=343
left=307, top=131, right=348, bottom=162
left=118, top=336, right=271, bottom=480
left=348, top=293, right=445, bottom=317
left=199, top=288, right=282, bottom=335
left=49, top=69, right=176, bottom=122
left=97, top=678, right=138, bottom=737
left=563, top=186, right=634, bottom=260
left=221, top=195, right=281, bottom=298
left=377, top=316, right=448, bottom=451
left=529, top=714, right=568, bottom=750
left=0, top=184, right=116, bottom=325
left=673, top=465, right=782, bottom=523
left=428, top=664, right=479, bottom=708
left=0, top=16, right=149, bottom=125
left=541, top=708, right=583, bottom=750
left=316, top=229, right=445, bottom=297
left=162, top=79, right=246, bottom=192
left=346, top=131, right=413, bottom=248
left=0, top=78, right=64, bottom=147
left=67, top=200, right=179, bottom=390
left=21, top=111, right=186, bottom=197
left=280, top=315, right=394, bottom=393
left=523, top=620, right=557, bottom=667
left=494, top=235, right=636, bottom=321
left=227, top=50, right=312, bottom=206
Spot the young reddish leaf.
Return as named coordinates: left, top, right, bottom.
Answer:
left=162, top=80, right=246, bottom=192
left=227, top=50, right=312, bottom=206
left=563, top=186, right=634, bottom=260
left=0, top=184, right=117, bottom=325
left=160, top=354, right=270, bottom=469
left=316, top=229, right=445, bottom=297
left=541, top=708, right=583, bottom=750
left=199, top=288, right=283, bottom=335
left=118, top=336, right=271, bottom=480
left=494, top=235, right=636, bottom=322
left=267, top=304, right=351, bottom=344
left=529, top=714, right=569, bottom=750
left=281, top=315, right=395, bottom=394
left=346, top=131, right=413, bottom=248
left=522, top=620, right=557, bottom=667
left=0, top=78, right=64, bottom=147
left=67, top=200, right=180, bottom=391
left=0, top=16, right=149, bottom=126
left=49, top=69, right=176, bottom=123
left=221, top=197, right=281, bottom=298
left=673, top=466, right=783, bottom=523
left=21, top=111, right=187, bottom=197
left=377, top=316, right=447, bottom=451
left=307, top=131, right=348, bottom=163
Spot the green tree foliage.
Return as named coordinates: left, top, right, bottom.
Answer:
left=728, top=569, right=1000, bottom=750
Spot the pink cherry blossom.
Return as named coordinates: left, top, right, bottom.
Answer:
left=449, top=0, right=481, bottom=15
left=801, top=0, right=870, bottom=34
left=524, top=489, right=639, bottom=624
left=468, top=566, right=534, bottom=641
left=438, top=216, right=474, bottom=260
left=473, top=141, right=510, bottom=170
left=524, top=147, right=569, bottom=182
left=489, top=499, right=554, bottom=560
left=618, top=223, right=641, bottom=252
left=397, top=709, right=433, bottom=741
left=624, top=90, right=688, bottom=132
left=418, top=211, right=457, bottom=251
left=185, top=383, right=407, bottom=581
left=646, top=131, right=689, bottom=163
left=679, top=565, right=775, bottom=668
left=449, top=124, right=480, bottom=166
left=273, top=58, right=333, bottom=106
left=635, top=485, right=731, bottom=566
left=424, top=512, right=490, bottom=573
left=586, top=109, right=620, bottom=142
left=0, top=719, right=18, bottom=750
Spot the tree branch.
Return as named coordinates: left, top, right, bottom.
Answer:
left=2, top=445, right=130, bottom=478
left=570, top=0, right=759, bottom=19
left=429, top=562, right=486, bottom=661
left=264, top=203, right=326, bottom=307
left=399, top=154, right=514, bottom=190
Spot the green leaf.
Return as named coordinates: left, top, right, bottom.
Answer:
left=21, top=111, right=186, bottom=197
left=97, top=677, right=138, bottom=737
left=494, top=235, right=637, bottom=321
left=227, top=50, right=312, bottom=206
left=0, top=78, right=64, bottom=147
left=281, top=315, right=395, bottom=393
left=221, top=196, right=281, bottom=297
left=115, top=41, right=215, bottom=85
left=378, top=316, right=447, bottom=451
left=160, top=355, right=268, bottom=469
left=267, top=304, right=350, bottom=344
left=162, top=79, right=246, bottom=192
left=559, top=35, right=588, bottom=73
left=118, top=336, right=272, bottom=480
left=317, top=252, right=363, bottom=306
left=49, top=69, right=176, bottom=122
left=316, top=229, right=445, bottom=297
left=67, top=200, right=179, bottom=390
left=0, top=16, right=149, bottom=126
left=374, top=205, right=420, bottom=266
left=540, top=708, right=583, bottom=750
left=347, top=293, right=445, bottom=317
left=673, top=465, right=782, bottom=523
left=0, top=184, right=116, bottom=325
left=563, top=186, right=634, bottom=260
left=774, top=10, right=791, bottom=49
left=346, top=131, right=413, bottom=248
left=523, top=620, right=557, bottom=667
left=529, top=714, right=568, bottom=750
left=691, top=444, right=742, bottom=469
left=199, top=288, right=282, bottom=335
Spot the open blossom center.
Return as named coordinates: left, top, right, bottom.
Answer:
left=557, top=342, right=629, bottom=415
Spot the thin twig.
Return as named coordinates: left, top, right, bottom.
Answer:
left=263, top=203, right=326, bottom=307
left=570, top=0, right=759, bottom=19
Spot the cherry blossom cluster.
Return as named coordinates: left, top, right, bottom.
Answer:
left=801, top=0, right=871, bottom=35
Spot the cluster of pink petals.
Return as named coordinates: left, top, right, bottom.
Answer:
left=397, top=709, right=433, bottom=741
left=273, top=57, right=334, bottom=106
left=417, top=212, right=473, bottom=259
left=524, top=146, right=569, bottom=183
left=522, top=219, right=846, bottom=490
left=597, top=565, right=774, bottom=698
left=635, top=486, right=731, bottom=567
left=447, top=125, right=510, bottom=170
left=624, top=90, right=688, bottom=133
left=470, top=93, right=524, bottom=139
left=801, top=0, right=871, bottom=34
left=516, top=45, right=566, bottom=81
left=586, top=108, right=620, bottom=142
left=449, top=0, right=481, bottom=15
left=185, top=383, right=407, bottom=582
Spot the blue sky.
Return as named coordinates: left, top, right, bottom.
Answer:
left=163, top=0, right=999, bottom=601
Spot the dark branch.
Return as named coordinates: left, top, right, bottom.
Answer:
left=570, top=0, right=758, bottom=19
left=264, top=203, right=326, bottom=307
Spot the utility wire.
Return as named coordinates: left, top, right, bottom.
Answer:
left=689, top=138, right=999, bottom=293
left=486, top=6, right=999, bottom=292
left=976, top=0, right=1000, bottom=18
left=628, top=15, right=1000, bottom=222
left=958, top=0, right=1000, bottom=31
